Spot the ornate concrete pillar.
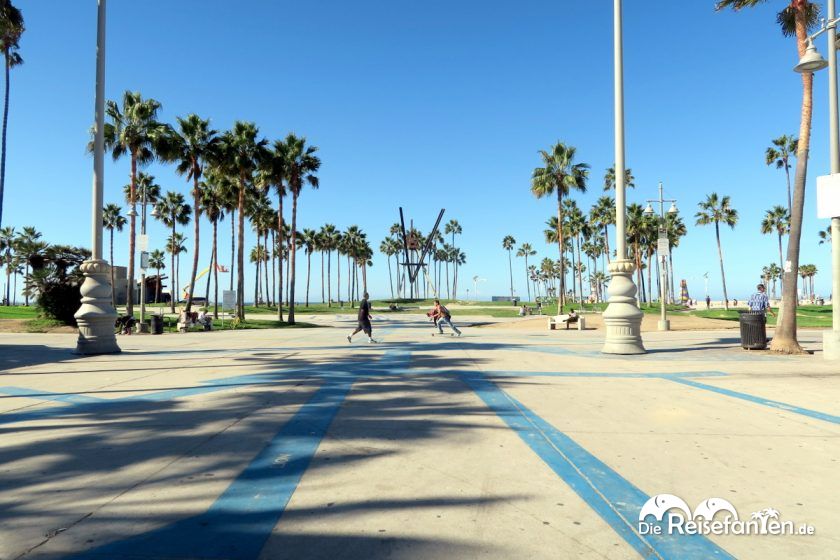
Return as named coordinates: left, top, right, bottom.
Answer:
left=602, top=259, right=645, bottom=354
left=75, top=259, right=120, bottom=355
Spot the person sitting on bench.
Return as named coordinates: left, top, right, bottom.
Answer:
left=563, top=309, right=579, bottom=330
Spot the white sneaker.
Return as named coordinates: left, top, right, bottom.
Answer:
left=346, top=335, right=352, bottom=343
left=368, top=338, right=376, bottom=344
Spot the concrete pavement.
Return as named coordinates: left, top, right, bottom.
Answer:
left=0, top=315, right=838, bottom=559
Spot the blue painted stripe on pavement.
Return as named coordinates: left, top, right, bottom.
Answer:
left=462, top=372, right=734, bottom=560
left=667, top=377, right=840, bottom=425
left=479, top=371, right=727, bottom=379
left=0, top=386, right=104, bottom=404
left=67, top=374, right=356, bottom=560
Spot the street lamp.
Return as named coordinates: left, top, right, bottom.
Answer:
left=74, top=0, right=120, bottom=355
left=793, top=5, right=840, bottom=360
left=602, top=0, right=645, bottom=354
left=644, top=182, right=678, bottom=331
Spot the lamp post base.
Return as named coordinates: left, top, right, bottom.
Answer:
left=74, top=259, right=121, bottom=355
left=658, top=319, right=670, bottom=331
left=602, top=259, right=645, bottom=354
left=823, top=330, right=840, bottom=360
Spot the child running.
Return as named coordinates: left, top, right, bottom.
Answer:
left=347, top=292, right=376, bottom=343
left=432, top=299, right=461, bottom=337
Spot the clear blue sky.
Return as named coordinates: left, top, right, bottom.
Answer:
left=2, top=0, right=836, bottom=303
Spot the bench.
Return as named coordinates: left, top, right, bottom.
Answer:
left=547, top=314, right=586, bottom=331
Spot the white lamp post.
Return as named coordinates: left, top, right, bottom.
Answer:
left=644, top=182, right=678, bottom=331
left=75, top=0, right=120, bottom=355
left=602, top=0, right=645, bottom=354
left=793, top=4, right=840, bottom=360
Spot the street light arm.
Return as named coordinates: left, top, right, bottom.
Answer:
left=809, top=17, right=840, bottom=43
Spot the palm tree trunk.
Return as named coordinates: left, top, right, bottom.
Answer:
left=387, top=254, right=394, bottom=299
left=264, top=232, right=270, bottom=309
left=288, top=193, right=300, bottom=324
left=321, top=250, right=325, bottom=304
left=647, top=252, right=653, bottom=305
left=169, top=221, right=176, bottom=314
left=185, top=175, right=201, bottom=313
left=155, top=266, right=161, bottom=304
left=271, top=229, right=276, bottom=308
left=336, top=249, right=341, bottom=305
left=0, top=53, right=10, bottom=232
left=127, top=155, right=137, bottom=316
left=771, top=10, right=813, bottom=354
left=229, top=209, right=235, bottom=291
left=109, top=228, right=115, bottom=307
left=715, top=221, right=730, bottom=311
left=306, top=249, right=311, bottom=307
left=784, top=159, right=793, bottom=215
left=556, top=190, right=565, bottom=310
left=576, top=235, right=584, bottom=303
left=778, top=232, right=784, bottom=292
left=524, top=255, right=531, bottom=302
left=236, top=179, right=246, bottom=320
left=507, top=249, right=514, bottom=299
left=212, top=219, right=219, bottom=319
left=276, top=198, right=284, bottom=321
left=327, top=250, right=332, bottom=306
left=603, top=225, right=611, bottom=264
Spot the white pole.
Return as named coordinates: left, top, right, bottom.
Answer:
left=827, top=0, right=840, bottom=360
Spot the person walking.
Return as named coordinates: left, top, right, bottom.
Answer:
left=748, top=284, right=775, bottom=319
left=347, top=292, right=376, bottom=343
left=705, top=295, right=711, bottom=309
left=432, top=299, right=461, bottom=337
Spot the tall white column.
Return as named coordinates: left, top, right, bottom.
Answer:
left=602, top=0, right=645, bottom=354
left=75, top=0, right=120, bottom=355
left=825, top=0, right=840, bottom=360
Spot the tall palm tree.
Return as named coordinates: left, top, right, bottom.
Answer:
left=0, top=224, right=12, bottom=304
left=760, top=205, right=790, bottom=275
left=444, top=219, right=462, bottom=298
left=590, top=195, right=616, bottom=264
left=765, top=134, right=798, bottom=213
left=160, top=114, right=218, bottom=314
left=14, top=224, right=39, bottom=305
left=300, top=228, right=318, bottom=307
left=531, top=141, right=589, bottom=309
left=665, top=213, right=687, bottom=304
left=502, top=235, right=516, bottom=299
left=218, top=122, right=268, bottom=320
left=258, top=141, right=288, bottom=319
left=148, top=249, right=165, bottom=303
left=603, top=165, right=635, bottom=191
left=200, top=173, right=226, bottom=318
left=277, top=134, right=320, bottom=324
left=717, top=0, right=818, bottom=353
left=320, top=224, right=339, bottom=306
left=155, top=191, right=191, bottom=312
left=101, top=91, right=166, bottom=316
left=767, top=262, right=782, bottom=298
left=380, top=238, right=396, bottom=299
left=102, top=203, right=126, bottom=307
left=695, top=193, right=738, bottom=311
left=516, top=242, right=536, bottom=302
left=0, top=1, right=23, bottom=233
left=166, top=232, right=187, bottom=307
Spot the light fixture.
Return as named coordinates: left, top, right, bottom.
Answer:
left=150, top=206, right=160, bottom=218
left=668, top=202, right=678, bottom=214
left=643, top=203, right=654, bottom=215
left=794, top=39, right=828, bottom=73
left=127, top=206, right=138, bottom=218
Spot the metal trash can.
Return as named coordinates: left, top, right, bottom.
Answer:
left=738, top=311, right=767, bottom=350
left=150, top=314, right=164, bottom=335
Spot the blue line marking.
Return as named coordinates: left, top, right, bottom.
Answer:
left=461, top=372, right=734, bottom=560
left=667, top=377, right=840, bottom=425
left=0, top=386, right=104, bottom=404
left=66, top=375, right=355, bottom=560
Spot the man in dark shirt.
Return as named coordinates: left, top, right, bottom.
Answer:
left=347, top=292, right=375, bottom=343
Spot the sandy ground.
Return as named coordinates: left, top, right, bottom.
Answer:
left=0, top=319, right=75, bottom=334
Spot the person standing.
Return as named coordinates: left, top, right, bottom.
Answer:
left=705, top=295, right=711, bottom=309
left=348, top=292, right=375, bottom=343
left=433, top=299, right=461, bottom=337
left=748, top=284, right=775, bottom=319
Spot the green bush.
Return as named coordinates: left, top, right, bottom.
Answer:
left=36, top=280, right=81, bottom=326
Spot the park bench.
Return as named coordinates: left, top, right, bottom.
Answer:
left=548, top=314, right=586, bottom=331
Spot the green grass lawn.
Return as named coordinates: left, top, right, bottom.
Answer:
left=686, top=305, right=832, bottom=328
left=0, top=306, right=40, bottom=319
left=155, top=315, right=319, bottom=332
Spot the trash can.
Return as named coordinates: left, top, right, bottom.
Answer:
left=738, top=310, right=767, bottom=350
left=150, top=314, right=164, bottom=335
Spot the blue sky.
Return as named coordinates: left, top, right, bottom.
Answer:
left=2, top=0, right=836, bottom=303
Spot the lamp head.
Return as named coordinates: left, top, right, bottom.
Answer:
left=127, top=206, right=138, bottom=218
left=794, top=39, right=828, bottom=73
left=150, top=206, right=160, bottom=218
left=643, top=203, right=654, bottom=215
left=668, top=202, right=678, bottom=214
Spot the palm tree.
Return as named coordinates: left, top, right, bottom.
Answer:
left=818, top=225, right=831, bottom=246
left=160, top=114, right=218, bottom=314
left=155, top=191, right=191, bottom=312
left=765, top=134, right=798, bottom=213
left=14, top=225, right=39, bottom=306
left=101, top=91, right=167, bottom=317
left=444, top=219, right=462, bottom=297
left=276, top=134, right=320, bottom=324
left=0, top=1, right=23, bottom=233
left=166, top=232, right=187, bottom=307
left=625, top=203, right=648, bottom=300
left=590, top=195, right=616, bottom=264
left=380, top=238, right=397, bottom=299
left=767, top=262, right=782, bottom=298
left=200, top=173, right=226, bottom=318
left=124, top=172, right=161, bottom=215
left=300, top=228, right=318, bottom=307
left=603, top=165, right=635, bottom=191
left=0, top=224, right=12, bottom=303
left=717, top=0, right=818, bottom=353
left=665, top=214, right=687, bottom=303
left=760, top=205, right=790, bottom=275
left=218, top=122, right=268, bottom=320
left=502, top=235, right=516, bottom=299
left=320, top=224, right=339, bottom=306
left=258, top=140, right=288, bottom=319
left=148, top=249, right=165, bottom=303
left=102, top=203, right=126, bottom=307
left=531, top=141, right=589, bottom=309
left=516, top=242, right=536, bottom=302
left=695, top=193, right=738, bottom=311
